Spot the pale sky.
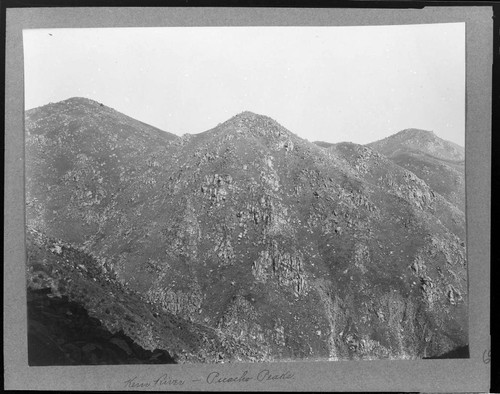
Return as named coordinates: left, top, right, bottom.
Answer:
left=23, top=24, right=465, bottom=145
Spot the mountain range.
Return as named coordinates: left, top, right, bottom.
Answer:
left=25, top=97, right=467, bottom=364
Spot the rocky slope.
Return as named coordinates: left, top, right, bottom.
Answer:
left=366, top=129, right=465, bottom=212
left=25, top=98, right=468, bottom=363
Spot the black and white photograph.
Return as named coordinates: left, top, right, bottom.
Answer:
left=4, top=6, right=493, bottom=391
left=23, top=23, right=468, bottom=366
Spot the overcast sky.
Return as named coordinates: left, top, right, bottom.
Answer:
left=23, top=23, right=465, bottom=145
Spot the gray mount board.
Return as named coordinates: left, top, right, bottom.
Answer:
left=4, top=6, right=491, bottom=392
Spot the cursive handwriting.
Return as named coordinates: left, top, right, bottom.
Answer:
left=124, top=374, right=185, bottom=388
left=257, top=369, right=295, bottom=382
left=123, top=368, right=294, bottom=389
left=205, top=369, right=294, bottom=384
left=206, top=370, right=252, bottom=384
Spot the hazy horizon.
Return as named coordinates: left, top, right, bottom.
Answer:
left=23, top=24, right=465, bottom=145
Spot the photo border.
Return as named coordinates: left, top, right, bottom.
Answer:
left=4, top=6, right=491, bottom=391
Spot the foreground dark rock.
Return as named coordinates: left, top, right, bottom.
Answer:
left=28, top=288, right=176, bottom=365
left=25, top=98, right=468, bottom=363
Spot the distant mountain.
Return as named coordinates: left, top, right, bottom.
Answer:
left=366, top=128, right=464, bottom=162
left=366, top=129, right=465, bottom=212
left=25, top=99, right=468, bottom=363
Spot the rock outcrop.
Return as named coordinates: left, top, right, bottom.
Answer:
left=25, top=99, right=468, bottom=364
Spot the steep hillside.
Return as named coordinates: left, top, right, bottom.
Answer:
left=325, top=142, right=465, bottom=240
left=25, top=100, right=468, bottom=363
left=25, top=97, right=179, bottom=243
left=366, top=129, right=465, bottom=212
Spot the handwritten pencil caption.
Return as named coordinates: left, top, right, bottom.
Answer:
left=124, top=369, right=295, bottom=388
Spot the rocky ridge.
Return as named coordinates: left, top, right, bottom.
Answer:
left=365, top=129, right=465, bottom=212
left=25, top=98, right=468, bottom=363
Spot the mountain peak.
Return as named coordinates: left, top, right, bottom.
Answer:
left=57, top=97, right=105, bottom=108
left=27, top=97, right=101, bottom=112
left=213, top=110, right=294, bottom=141
left=26, top=97, right=178, bottom=141
left=394, top=128, right=437, bottom=140
left=64, top=96, right=100, bottom=104
left=228, top=110, right=274, bottom=125
left=236, top=110, right=260, bottom=118
left=367, top=128, right=464, bottom=162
